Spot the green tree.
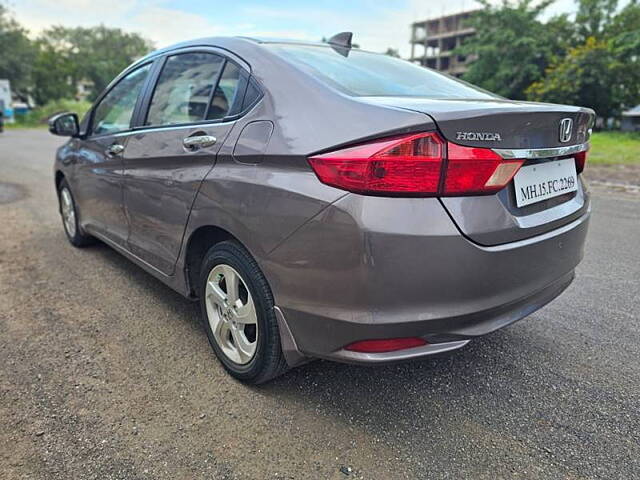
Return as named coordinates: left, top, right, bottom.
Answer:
left=0, top=5, right=36, bottom=98
left=74, top=26, right=152, bottom=98
left=31, top=36, right=78, bottom=105
left=545, top=13, right=580, bottom=52
left=527, top=1, right=640, bottom=119
left=607, top=1, right=640, bottom=109
left=455, top=0, right=569, bottom=100
left=33, top=25, right=152, bottom=103
left=526, top=37, right=619, bottom=119
left=575, top=0, right=618, bottom=41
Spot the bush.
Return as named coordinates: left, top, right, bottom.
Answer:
left=14, top=99, right=92, bottom=126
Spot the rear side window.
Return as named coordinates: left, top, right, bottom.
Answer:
left=146, top=53, right=224, bottom=126
left=267, top=44, right=498, bottom=99
left=241, top=78, right=262, bottom=111
left=146, top=53, right=244, bottom=126
left=92, top=64, right=151, bottom=135
left=207, top=62, right=241, bottom=120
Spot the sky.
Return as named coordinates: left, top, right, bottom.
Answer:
left=9, top=0, right=581, bottom=57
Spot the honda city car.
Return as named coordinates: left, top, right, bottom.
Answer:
left=49, top=33, right=594, bottom=383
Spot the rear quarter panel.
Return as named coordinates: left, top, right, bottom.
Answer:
left=179, top=63, right=437, bottom=293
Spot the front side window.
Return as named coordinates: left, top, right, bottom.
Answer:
left=92, top=64, right=151, bottom=135
left=146, top=53, right=228, bottom=126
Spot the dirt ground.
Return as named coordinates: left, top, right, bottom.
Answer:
left=585, top=163, right=640, bottom=193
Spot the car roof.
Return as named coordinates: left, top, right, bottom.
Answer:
left=139, top=36, right=328, bottom=60
left=134, top=36, right=372, bottom=67
left=238, top=36, right=320, bottom=45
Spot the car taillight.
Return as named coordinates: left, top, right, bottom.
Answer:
left=345, top=337, right=427, bottom=353
left=444, top=143, right=523, bottom=195
left=308, top=133, right=444, bottom=195
left=308, top=132, right=524, bottom=196
left=574, top=150, right=588, bottom=174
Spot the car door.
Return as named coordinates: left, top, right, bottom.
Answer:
left=122, top=51, right=245, bottom=275
left=73, top=63, right=152, bottom=246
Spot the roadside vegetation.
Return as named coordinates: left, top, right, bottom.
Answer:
left=0, top=4, right=151, bottom=106
left=6, top=99, right=91, bottom=128
left=458, top=0, right=640, bottom=126
left=589, top=132, right=640, bottom=165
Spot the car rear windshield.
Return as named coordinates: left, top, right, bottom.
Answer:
left=266, top=43, right=498, bottom=99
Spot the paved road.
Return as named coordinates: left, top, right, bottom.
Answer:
left=1, top=129, right=638, bottom=480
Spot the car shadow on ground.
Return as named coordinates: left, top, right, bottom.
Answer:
left=82, top=235, right=542, bottom=412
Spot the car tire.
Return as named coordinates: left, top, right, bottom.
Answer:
left=58, top=179, right=95, bottom=247
left=198, top=240, right=288, bottom=384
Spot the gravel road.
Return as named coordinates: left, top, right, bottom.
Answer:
left=1, top=129, right=638, bottom=479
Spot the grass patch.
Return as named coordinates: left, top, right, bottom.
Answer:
left=589, top=131, right=640, bottom=165
left=4, top=122, right=47, bottom=130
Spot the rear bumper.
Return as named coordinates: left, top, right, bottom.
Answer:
left=301, top=270, right=573, bottom=365
left=265, top=194, right=590, bottom=366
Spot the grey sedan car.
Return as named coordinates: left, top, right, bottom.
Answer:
left=49, top=34, right=594, bottom=383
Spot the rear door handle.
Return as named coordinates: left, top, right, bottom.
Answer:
left=106, top=144, right=125, bottom=157
left=183, top=135, right=217, bottom=151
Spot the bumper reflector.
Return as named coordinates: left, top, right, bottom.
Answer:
left=345, top=337, right=427, bottom=353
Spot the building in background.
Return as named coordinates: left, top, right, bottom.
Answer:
left=410, top=10, right=479, bottom=77
left=75, top=79, right=94, bottom=102
left=621, top=105, right=640, bottom=132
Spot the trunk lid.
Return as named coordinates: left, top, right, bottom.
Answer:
left=358, top=96, right=595, bottom=246
left=359, top=97, right=594, bottom=149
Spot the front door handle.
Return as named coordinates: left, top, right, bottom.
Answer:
left=106, top=144, right=125, bottom=157
left=183, top=135, right=217, bottom=151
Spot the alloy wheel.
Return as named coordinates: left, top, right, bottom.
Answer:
left=60, top=187, right=77, bottom=238
left=204, top=264, right=258, bottom=365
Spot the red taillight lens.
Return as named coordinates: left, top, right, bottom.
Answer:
left=308, top=132, right=524, bottom=196
left=444, top=143, right=524, bottom=195
left=345, top=337, right=427, bottom=353
left=308, top=133, right=444, bottom=195
left=575, top=149, right=588, bottom=174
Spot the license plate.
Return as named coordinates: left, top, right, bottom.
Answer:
left=513, top=158, right=578, bottom=207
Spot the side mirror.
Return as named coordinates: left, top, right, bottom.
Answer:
left=49, top=112, right=79, bottom=137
